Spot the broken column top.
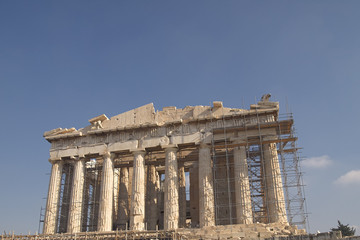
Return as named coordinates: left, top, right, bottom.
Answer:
left=44, top=96, right=279, bottom=141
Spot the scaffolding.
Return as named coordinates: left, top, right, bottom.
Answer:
left=210, top=108, right=308, bottom=230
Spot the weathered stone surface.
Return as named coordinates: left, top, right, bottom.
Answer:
left=116, top=167, right=129, bottom=229
left=130, top=150, right=146, bottom=231
left=263, top=136, right=287, bottom=223
left=97, top=152, right=114, bottom=231
left=234, top=145, right=253, bottom=224
left=45, top=101, right=278, bottom=144
left=164, top=146, right=179, bottom=230
left=145, top=165, right=159, bottom=230
left=139, top=136, right=169, bottom=149
left=43, top=161, right=63, bottom=234
left=108, top=140, right=138, bottom=152
left=199, top=144, right=215, bottom=227
left=109, top=103, right=155, bottom=129
left=67, top=159, right=85, bottom=233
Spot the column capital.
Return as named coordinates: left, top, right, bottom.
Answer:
left=48, top=158, right=62, bottom=164
left=67, top=156, right=86, bottom=166
left=101, top=151, right=116, bottom=159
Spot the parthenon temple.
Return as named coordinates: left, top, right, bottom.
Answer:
left=42, top=95, right=307, bottom=239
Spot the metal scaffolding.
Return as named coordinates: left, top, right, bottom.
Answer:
left=210, top=108, right=308, bottom=230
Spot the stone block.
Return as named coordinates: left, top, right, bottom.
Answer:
left=108, top=140, right=138, bottom=152
left=171, top=132, right=201, bottom=145
left=78, top=144, right=107, bottom=156
left=140, top=136, right=169, bottom=148
left=57, top=147, right=78, bottom=158
left=49, top=150, right=59, bottom=160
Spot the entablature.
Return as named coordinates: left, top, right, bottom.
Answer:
left=45, top=98, right=285, bottom=160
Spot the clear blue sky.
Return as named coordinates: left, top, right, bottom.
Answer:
left=1, top=0, right=359, bottom=234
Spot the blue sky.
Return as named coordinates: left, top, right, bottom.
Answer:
left=1, top=1, right=359, bottom=234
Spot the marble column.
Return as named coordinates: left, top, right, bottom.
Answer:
left=178, top=165, right=187, bottom=228
left=198, top=143, right=215, bottom=227
left=145, top=164, right=159, bottom=230
left=97, top=152, right=114, bottom=232
left=262, top=136, right=287, bottom=223
left=43, top=160, right=63, bottom=234
left=67, top=158, right=86, bottom=233
left=117, top=167, right=130, bottom=230
left=130, top=150, right=146, bottom=231
left=164, top=145, right=179, bottom=230
left=234, top=145, right=253, bottom=224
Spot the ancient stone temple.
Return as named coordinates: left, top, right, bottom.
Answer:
left=42, top=95, right=307, bottom=239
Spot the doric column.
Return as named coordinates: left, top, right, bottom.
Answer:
left=234, top=145, right=253, bottom=224
left=262, top=136, right=287, bottom=223
left=97, top=152, right=115, bottom=232
left=178, top=165, right=187, bottom=228
left=116, top=167, right=129, bottom=230
left=164, top=145, right=179, bottom=230
left=198, top=143, right=215, bottom=227
left=43, top=160, right=63, bottom=234
left=130, top=150, right=146, bottom=231
left=145, top=164, right=159, bottom=230
left=67, top=157, right=86, bottom=233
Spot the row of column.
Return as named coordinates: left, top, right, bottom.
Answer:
left=43, top=144, right=216, bottom=234
left=43, top=158, right=86, bottom=234
left=43, top=140, right=287, bottom=234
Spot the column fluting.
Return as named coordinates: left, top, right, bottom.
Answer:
left=145, top=164, right=159, bottom=230
left=67, top=158, right=86, bottom=233
left=43, top=160, right=63, bottom=234
left=130, top=150, right=146, bottom=231
left=116, top=167, right=130, bottom=230
left=234, top=145, right=253, bottom=224
left=164, top=146, right=179, bottom=230
left=97, top=152, right=114, bottom=231
left=262, top=136, right=287, bottom=223
left=199, top=143, right=215, bottom=227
